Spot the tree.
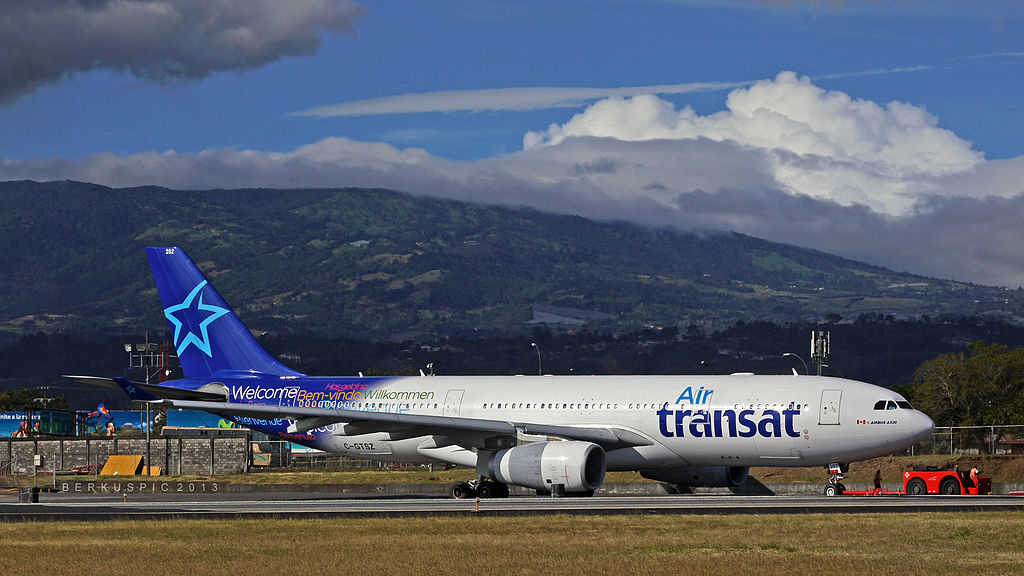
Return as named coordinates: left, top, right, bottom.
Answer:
left=910, top=341, right=1024, bottom=452
left=0, top=387, right=69, bottom=411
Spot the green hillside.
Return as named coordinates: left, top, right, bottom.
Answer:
left=1, top=180, right=1021, bottom=341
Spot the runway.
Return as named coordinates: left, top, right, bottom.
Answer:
left=4, top=490, right=1024, bottom=521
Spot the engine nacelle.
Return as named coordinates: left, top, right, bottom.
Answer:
left=484, top=441, right=606, bottom=493
left=641, top=465, right=749, bottom=488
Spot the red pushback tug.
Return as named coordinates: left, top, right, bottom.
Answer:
left=833, top=465, right=991, bottom=496
left=902, top=466, right=991, bottom=495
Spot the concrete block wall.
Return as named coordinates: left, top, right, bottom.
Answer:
left=1, top=434, right=249, bottom=476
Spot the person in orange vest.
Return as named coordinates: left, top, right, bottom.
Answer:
left=969, top=466, right=980, bottom=487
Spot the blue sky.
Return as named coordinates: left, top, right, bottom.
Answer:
left=3, top=1, right=1024, bottom=287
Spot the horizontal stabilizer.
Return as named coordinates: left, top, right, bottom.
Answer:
left=63, top=375, right=229, bottom=402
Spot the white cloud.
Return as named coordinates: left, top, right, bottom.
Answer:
left=297, top=63, right=953, bottom=119
left=0, top=0, right=366, bottom=104
left=294, top=81, right=748, bottom=117
left=5, top=74, right=1024, bottom=287
left=525, top=72, right=984, bottom=214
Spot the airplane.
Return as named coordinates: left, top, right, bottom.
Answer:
left=68, top=246, right=935, bottom=498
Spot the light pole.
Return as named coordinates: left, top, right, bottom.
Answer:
left=811, top=330, right=830, bottom=376
left=126, top=332, right=164, bottom=476
left=782, top=352, right=808, bottom=375
left=531, top=342, right=542, bottom=376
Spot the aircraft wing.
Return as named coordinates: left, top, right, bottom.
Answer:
left=159, top=398, right=653, bottom=451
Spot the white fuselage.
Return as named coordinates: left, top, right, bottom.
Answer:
left=260, top=373, right=934, bottom=470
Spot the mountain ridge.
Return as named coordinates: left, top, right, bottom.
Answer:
left=2, top=180, right=1020, bottom=341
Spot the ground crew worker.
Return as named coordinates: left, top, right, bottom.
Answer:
left=970, top=466, right=979, bottom=486
left=873, top=469, right=882, bottom=494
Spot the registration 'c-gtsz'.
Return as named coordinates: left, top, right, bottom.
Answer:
left=68, top=247, right=934, bottom=498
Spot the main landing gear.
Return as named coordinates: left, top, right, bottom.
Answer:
left=449, top=477, right=510, bottom=499
left=823, top=462, right=847, bottom=497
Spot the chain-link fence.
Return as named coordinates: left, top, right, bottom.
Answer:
left=912, top=425, right=1024, bottom=456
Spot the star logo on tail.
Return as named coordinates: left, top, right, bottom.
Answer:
left=164, top=281, right=229, bottom=358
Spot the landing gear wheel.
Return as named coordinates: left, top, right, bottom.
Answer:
left=824, top=483, right=843, bottom=497
left=907, top=478, right=927, bottom=495
left=449, top=482, right=475, bottom=500
left=940, top=477, right=961, bottom=495
left=477, top=482, right=495, bottom=499
left=476, top=481, right=510, bottom=499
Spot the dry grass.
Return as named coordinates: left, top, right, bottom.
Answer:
left=1, top=513, right=1022, bottom=575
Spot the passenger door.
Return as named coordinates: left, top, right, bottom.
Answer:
left=818, top=389, right=842, bottom=425
left=443, top=389, right=465, bottom=417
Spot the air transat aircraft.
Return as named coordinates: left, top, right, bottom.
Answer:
left=69, top=247, right=934, bottom=498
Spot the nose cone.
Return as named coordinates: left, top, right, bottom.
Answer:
left=910, top=410, right=935, bottom=444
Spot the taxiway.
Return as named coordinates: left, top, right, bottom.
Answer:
left=3, top=491, right=1024, bottom=521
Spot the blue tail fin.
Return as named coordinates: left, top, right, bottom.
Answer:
left=146, top=247, right=303, bottom=379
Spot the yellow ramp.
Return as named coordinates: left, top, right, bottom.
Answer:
left=100, top=455, right=143, bottom=476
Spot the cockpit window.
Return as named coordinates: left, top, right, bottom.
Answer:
left=887, top=400, right=898, bottom=410
left=874, top=400, right=886, bottom=410
left=897, top=401, right=913, bottom=410
left=875, top=400, right=904, bottom=410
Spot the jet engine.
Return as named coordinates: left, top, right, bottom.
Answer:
left=484, top=441, right=606, bottom=494
left=641, top=465, right=749, bottom=487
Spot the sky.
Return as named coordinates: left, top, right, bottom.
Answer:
left=2, top=1, right=1024, bottom=287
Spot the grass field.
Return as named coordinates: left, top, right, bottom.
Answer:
left=2, top=513, right=1022, bottom=575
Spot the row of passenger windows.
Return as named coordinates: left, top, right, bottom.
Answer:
left=482, top=402, right=621, bottom=411
left=336, top=402, right=439, bottom=410
left=874, top=400, right=913, bottom=410
left=479, top=402, right=811, bottom=411
left=342, top=400, right=820, bottom=412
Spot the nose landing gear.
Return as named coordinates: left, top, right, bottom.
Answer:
left=823, top=462, right=847, bottom=496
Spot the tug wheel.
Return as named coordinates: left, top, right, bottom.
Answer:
left=907, top=478, right=927, bottom=495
